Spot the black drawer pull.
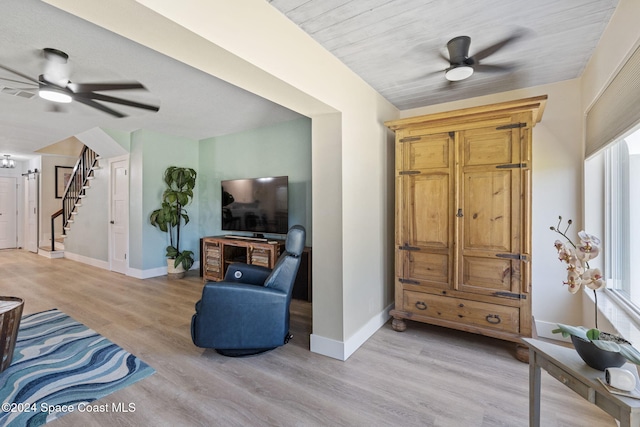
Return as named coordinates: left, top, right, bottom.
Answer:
left=486, top=314, right=501, bottom=324
left=415, top=301, right=427, bottom=310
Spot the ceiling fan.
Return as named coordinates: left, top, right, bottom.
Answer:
left=0, top=47, right=159, bottom=117
left=440, top=33, right=524, bottom=82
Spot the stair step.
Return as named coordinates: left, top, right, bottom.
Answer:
left=78, top=195, right=86, bottom=198
left=67, top=219, right=74, bottom=223
left=64, top=227, right=71, bottom=231
left=86, top=176, right=95, bottom=180
left=92, top=166, right=102, bottom=170
left=82, top=185, right=90, bottom=189
left=71, top=211, right=78, bottom=215
left=75, top=203, right=82, bottom=207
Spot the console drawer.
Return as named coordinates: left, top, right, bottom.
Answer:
left=403, top=290, right=519, bottom=334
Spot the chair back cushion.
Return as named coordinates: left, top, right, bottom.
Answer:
left=264, top=225, right=305, bottom=293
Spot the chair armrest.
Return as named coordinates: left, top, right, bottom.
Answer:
left=223, top=263, right=272, bottom=285
left=197, top=281, right=286, bottom=309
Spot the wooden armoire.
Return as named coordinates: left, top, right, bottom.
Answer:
left=385, top=96, right=547, bottom=361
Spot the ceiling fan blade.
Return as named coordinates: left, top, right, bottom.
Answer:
left=0, top=76, right=38, bottom=88
left=471, top=31, right=525, bottom=62
left=473, top=63, right=515, bottom=73
left=80, top=92, right=159, bottom=112
left=0, top=64, right=39, bottom=84
left=73, top=95, right=126, bottom=118
left=68, top=82, right=145, bottom=93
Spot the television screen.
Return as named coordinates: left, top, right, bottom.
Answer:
left=221, top=176, right=288, bottom=235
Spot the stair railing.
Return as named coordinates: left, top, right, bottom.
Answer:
left=50, top=145, right=99, bottom=251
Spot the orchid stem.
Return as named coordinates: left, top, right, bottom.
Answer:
left=594, top=289, right=599, bottom=330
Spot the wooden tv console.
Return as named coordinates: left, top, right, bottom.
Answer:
left=200, top=235, right=313, bottom=301
left=201, top=236, right=284, bottom=282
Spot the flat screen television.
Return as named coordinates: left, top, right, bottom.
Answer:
left=221, top=176, right=288, bottom=235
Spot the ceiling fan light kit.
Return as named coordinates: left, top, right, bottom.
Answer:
left=38, top=86, right=72, bottom=103
left=445, top=65, right=474, bottom=81
left=0, top=48, right=159, bottom=117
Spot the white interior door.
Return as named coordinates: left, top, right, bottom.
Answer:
left=110, top=157, right=129, bottom=274
left=0, top=177, right=17, bottom=249
left=25, top=174, right=39, bottom=253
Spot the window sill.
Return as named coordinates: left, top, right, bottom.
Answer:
left=588, top=288, right=640, bottom=344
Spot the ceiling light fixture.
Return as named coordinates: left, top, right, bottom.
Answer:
left=38, top=74, right=72, bottom=103
left=2, top=155, right=15, bottom=169
left=445, top=65, right=474, bottom=82
left=38, top=87, right=72, bottom=103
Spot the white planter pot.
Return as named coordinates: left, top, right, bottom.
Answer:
left=167, top=259, right=186, bottom=279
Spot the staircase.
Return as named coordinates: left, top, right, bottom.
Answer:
left=44, top=146, right=101, bottom=258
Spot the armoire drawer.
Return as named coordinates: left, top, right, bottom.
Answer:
left=403, top=290, right=520, bottom=334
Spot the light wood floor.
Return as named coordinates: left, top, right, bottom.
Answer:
left=0, top=249, right=616, bottom=426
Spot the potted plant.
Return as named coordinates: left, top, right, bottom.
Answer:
left=149, top=166, right=197, bottom=279
left=550, top=216, right=640, bottom=369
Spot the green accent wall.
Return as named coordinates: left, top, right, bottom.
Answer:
left=130, top=129, right=200, bottom=270
left=199, top=117, right=312, bottom=245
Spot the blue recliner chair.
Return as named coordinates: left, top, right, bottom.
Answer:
left=191, top=225, right=306, bottom=356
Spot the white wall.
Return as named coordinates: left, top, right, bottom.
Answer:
left=46, top=0, right=399, bottom=360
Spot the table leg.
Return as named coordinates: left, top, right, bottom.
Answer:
left=529, top=348, right=541, bottom=427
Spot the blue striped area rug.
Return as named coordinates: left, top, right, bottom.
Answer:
left=0, top=309, right=155, bottom=426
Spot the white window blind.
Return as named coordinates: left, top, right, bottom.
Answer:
left=586, top=43, right=640, bottom=157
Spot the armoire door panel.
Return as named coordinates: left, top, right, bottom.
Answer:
left=409, top=174, right=450, bottom=248
left=407, top=251, right=449, bottom=285
left=462, top=171, right=512, bottom=252
left=460, top=256, right=513, bottom=293
left=408, top=134, right=451, bottom=170
left=463, top=128, right=513, bottom=166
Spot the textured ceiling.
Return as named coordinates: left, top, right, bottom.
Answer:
left=0, top=0, right=303, bottom=160
left=0, top=0, right=622, bottom=161
left=267, top=0, right=619, bottom=109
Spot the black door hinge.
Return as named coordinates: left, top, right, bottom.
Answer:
left=399, top=244, right=420, bottom=251
left=496, top=163, right=527, bottom=169
left=496, top=253, right=529, bottom=261
left=493, top=291, right=527, bottom=299
left=399, top=278, right=420, bottom=285
left=496, top=123, right=526, bottom=130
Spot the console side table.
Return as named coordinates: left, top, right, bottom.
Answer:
left=524, top=337, right=640, bottom=427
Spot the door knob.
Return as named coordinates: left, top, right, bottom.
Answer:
left=110, top=220, right=115, bottom=224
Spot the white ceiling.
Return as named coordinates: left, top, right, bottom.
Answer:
left=268, top=0, right=619, bottom=109
left=0, top=0, right=304, bottom=161
left=0, top=0, right=621, bottom=162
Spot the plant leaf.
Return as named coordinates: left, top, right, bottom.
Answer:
left=552, top=323, right=590, bottom=341
left=591, top=339, right=621, bottom=353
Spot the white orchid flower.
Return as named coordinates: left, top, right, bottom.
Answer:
left=583, top=268, right=605, bottom=291
left=565, top=270, right=582, bottom=294
left=578, top=231, right=601, bottom=246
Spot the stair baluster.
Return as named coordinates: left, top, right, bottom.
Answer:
left=50, top=146, right=100, bottom=251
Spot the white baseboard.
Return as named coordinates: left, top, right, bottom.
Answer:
left=535, top=319, right=570, bottom=343
left=310, top=303, right=393, bottom=361
left=64, top=251, right=110, bottom=270
left=128, top=261, right=201, bottom=280
left=128, top=266, right=166, bottom=279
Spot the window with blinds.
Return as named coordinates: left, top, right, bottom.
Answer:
left=586, top=43, right=640, bottom=157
